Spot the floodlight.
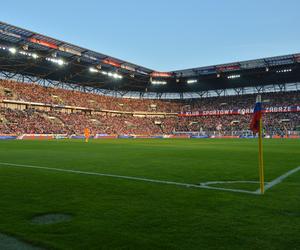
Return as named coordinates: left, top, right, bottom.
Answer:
left=9, top=47, right=17, bottom=54
left=187, top=79, right=197, bottom=84
left=89, top=67, right=98, bottom=73
left=57, top=59, right=64, bottom=66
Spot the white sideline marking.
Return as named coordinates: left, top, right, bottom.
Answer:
left=1, top=162, right=299, bottom=195
left=0, top=162, right=257, bottom=195
left=254, top=166, right=300, bottom=194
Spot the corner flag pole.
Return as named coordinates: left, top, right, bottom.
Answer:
left=257, top=95, right=265, bottom=194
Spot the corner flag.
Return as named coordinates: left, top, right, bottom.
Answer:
left=250, top=98, right=262, bottom=133
left=250, top=95, right=265, bottom=194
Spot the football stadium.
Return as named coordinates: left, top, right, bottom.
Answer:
left=0, top=2, right=300, bottom=249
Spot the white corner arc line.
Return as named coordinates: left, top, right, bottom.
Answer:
left=200, top=180, right=265, bottom=185
left=254, top=166, right=300, bottom=194
left=0, top=162, right=258, bottom=195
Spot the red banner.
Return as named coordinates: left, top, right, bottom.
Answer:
left=216, top=65, right=240, bottom=72
left=179, top=105, right=300, bottom=117
left=29, top=38, right=58, bottom=49
left=150, top=72, right=172, bottom=78
left=103, top=58, right=121, bottom=68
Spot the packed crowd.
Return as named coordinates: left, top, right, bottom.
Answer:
left=1, top=108, right=299, bottom=136
left=0, top=108, right=164, bottom=135
left=0, top=80, right=181, bottom=112
left=1, top=79, right=299, bottom=113
left=0, top=79, right=299, bottom=136
left=181, top=91, right=300, bottom=112
left=173, top=113, right=299, bottom=135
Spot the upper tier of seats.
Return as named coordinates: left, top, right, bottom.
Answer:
left=1, top=80, right=299, bottom=113
left=0, top=80, right=181, bottom=113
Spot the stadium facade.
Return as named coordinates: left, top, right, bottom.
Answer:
left=0, top=21, right=299, bottom=139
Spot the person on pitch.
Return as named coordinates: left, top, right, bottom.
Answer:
left=84, top=128, right=90, bottom=143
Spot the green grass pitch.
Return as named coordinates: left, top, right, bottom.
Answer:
left=0, top=139, right=299, bottom=249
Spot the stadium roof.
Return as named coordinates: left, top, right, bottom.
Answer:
left=1, top=21, right=300, bottom=95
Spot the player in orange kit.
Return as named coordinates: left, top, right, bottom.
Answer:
left=84, top=128, right=90, bottom=143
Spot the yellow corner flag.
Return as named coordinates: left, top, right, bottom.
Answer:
left=250, top=95, right=265, bottom=194
left=258, top=116, right=264, bottom=194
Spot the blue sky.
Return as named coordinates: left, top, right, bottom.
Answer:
left=2, top=0, right=300, bottom=71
